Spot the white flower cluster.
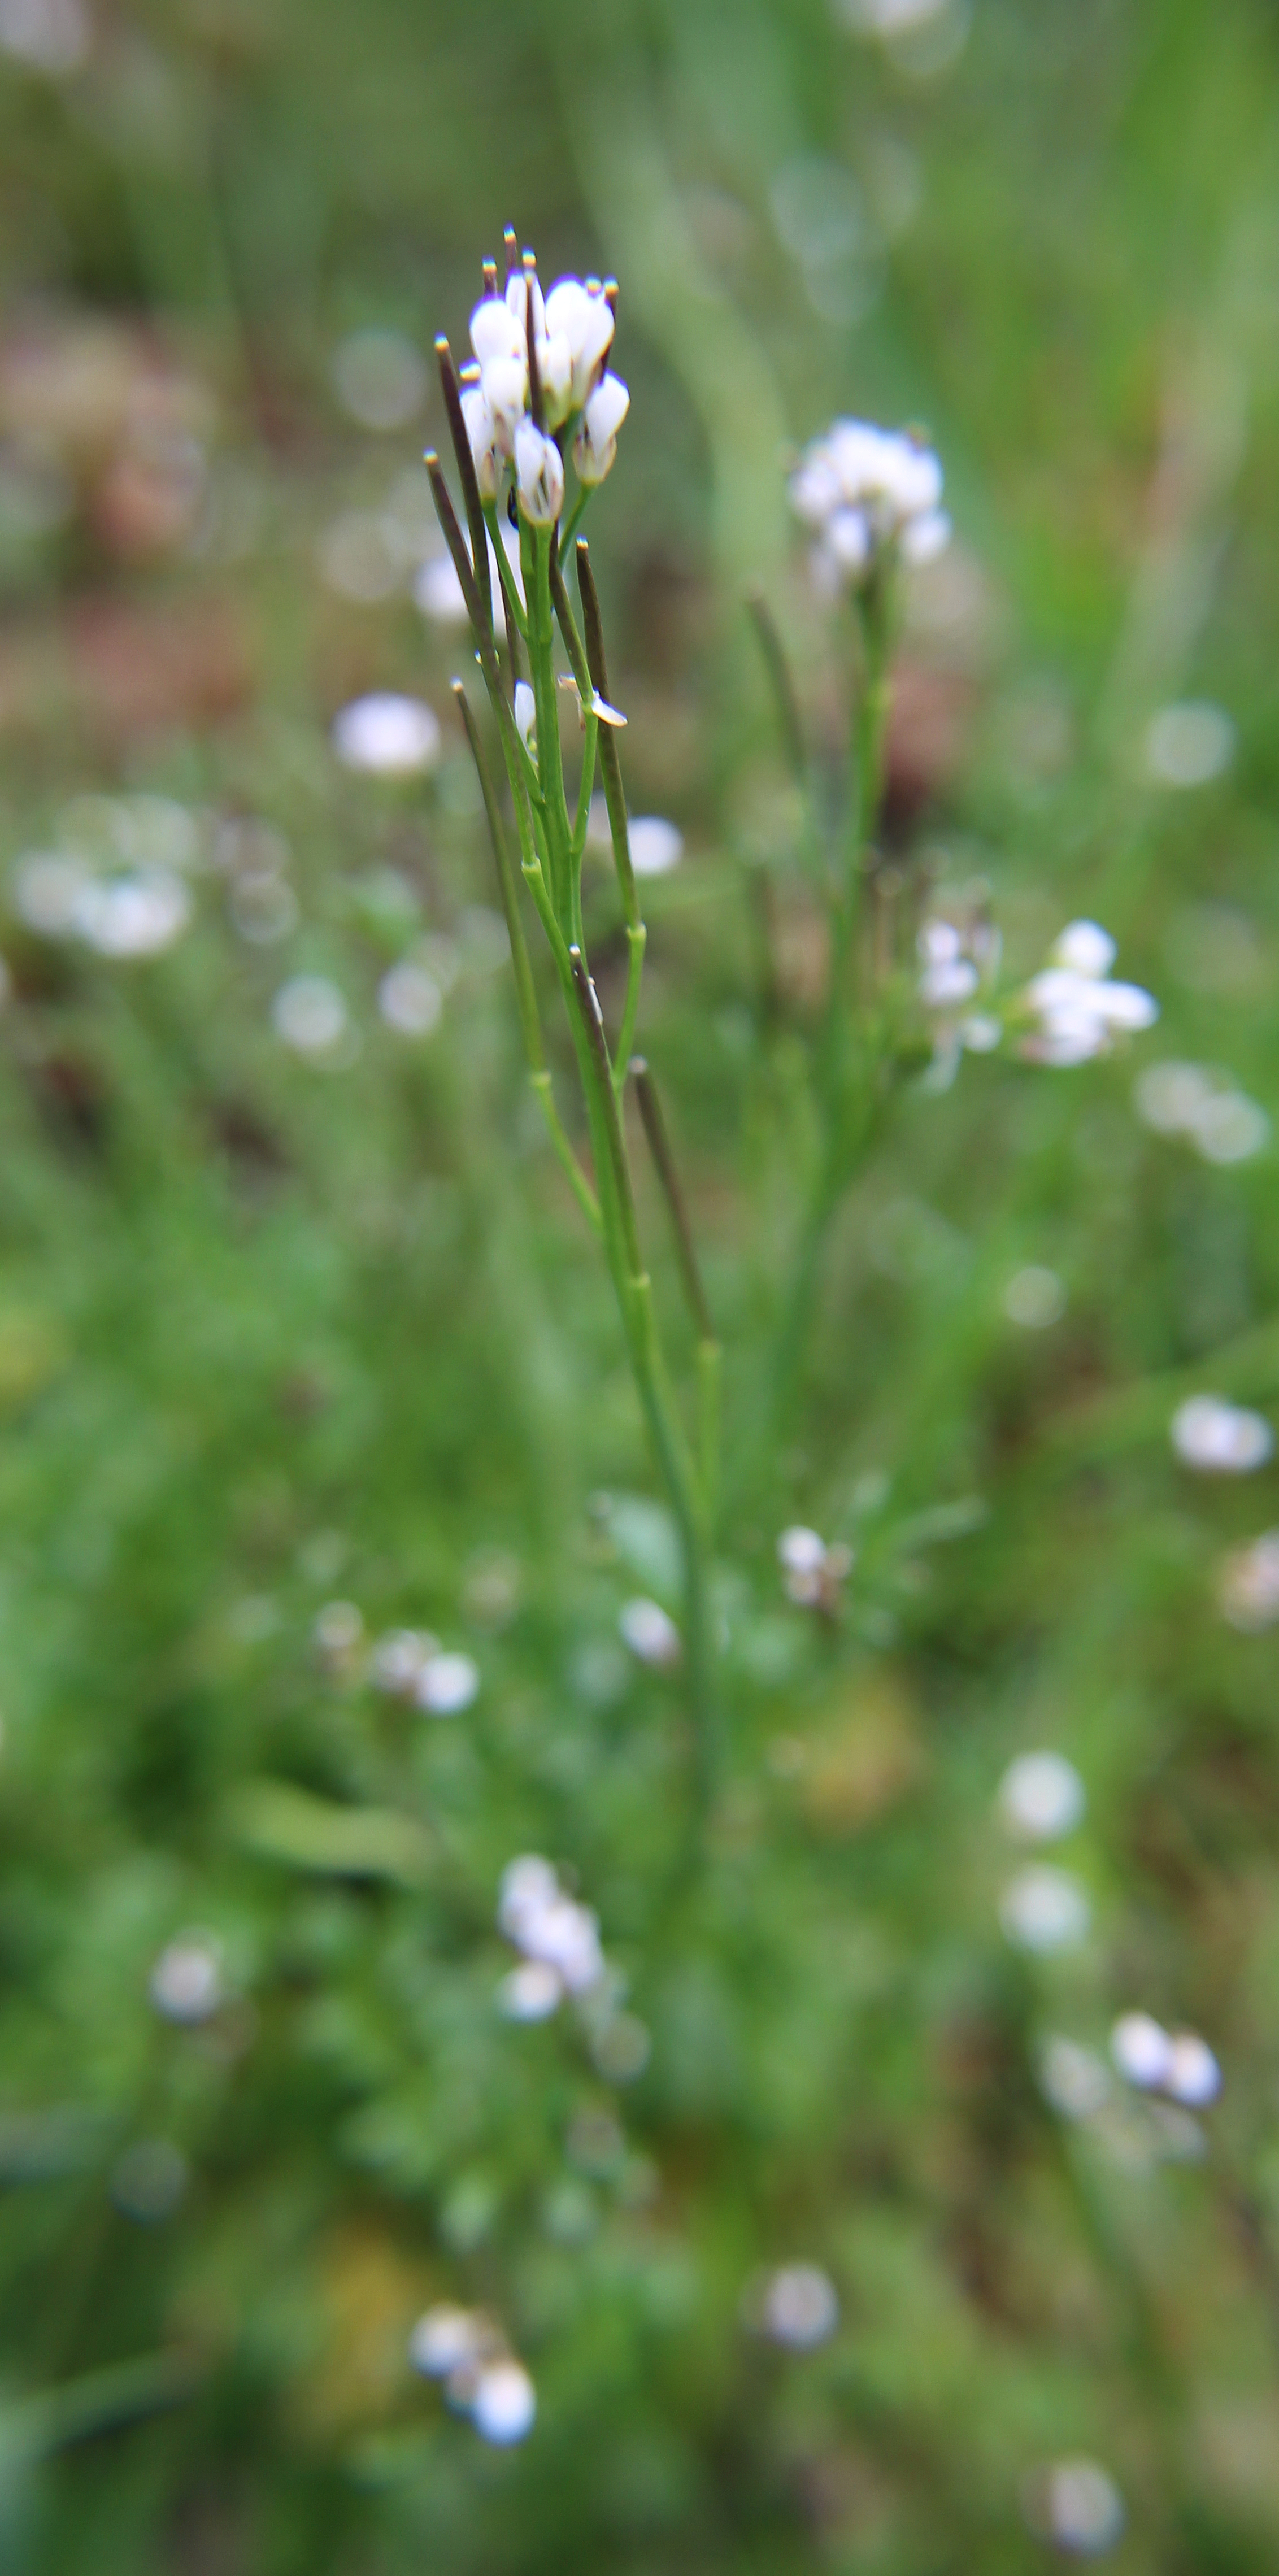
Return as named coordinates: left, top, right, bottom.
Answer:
left=790, top=416, right=949, bottom=590
left=462, top=255, right=629, bottom=526
left=497, top=1855, right=605, bottom=2020
left=1019, top=921, right=1158, bottom=1065
left=408, top=2305, right=535, bottom=2446
left=776, top=1524, right=854, bottom=1610
left=369, top=1626, right=481, bottom=1715
left=1111, top=2011, right=1221, bottom=2106
left=1171, top=1394, right=1273, bottom=1474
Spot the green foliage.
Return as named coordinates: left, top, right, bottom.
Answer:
left=1, top=0, right=1278, bottom=2570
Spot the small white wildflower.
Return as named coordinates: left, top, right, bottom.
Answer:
left=1165, top=2030, right=1221, bottom=2107
left=1110, top=2011, right=1173, bottom=2090
left=1039, top=2037, right=1110, bottom=2122
left=960, top=1012, right=1002, bottom=1052
left=760, top=2264, right=839, bottom=2349
left=1020, top=929, right=1157, bottom=1065
left=997, top=1752, right=1085, bottom=1842
left=778, top=1525, right=826, bottom=1576
left=332, top=693, right=441, bottom=776
left=378, top=961, right=442, bottom=1038
left=1025, top=2458, right=1126, bottom=2558
left=408, top=2305, right=486, bottom=2379
left=619, top=1596, right=681, bottom=1668
left=272, top=975, right=349, bottom=1058
left=1145, top=700, right=1234, bottom=789
left=1171, top=1394, right=1273, bottom=1474
left=1051, top=920, right=1116, bottom=980
left=498, top=1855, right=560, bottom=1940
left=416, top=1651, right=480, bottom=1716
left=1003, top=1266, right=1066, bottom=1329
left=919, top=956, right=978, bottom=1008
left=628, top=816, right=684, bottom=878
left=471, top=2358, right=536, bottom=2445
left=1000, top=1865, right=1091, bottom=1954
left=498, top=1961, right=563, bottom=2021
left=1217, top=1531, right=1279, bottom=1631
left=543, top=277, right=615, bottom=410
left=150, top=1933, right=224, bottom=2025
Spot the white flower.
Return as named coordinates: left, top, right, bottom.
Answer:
left=479, top=354, right=528, bottom=455
left=408, top=2305, right=485, bottom=2379
left=1110, top=2011, right=1173, bottom=2090
left=470, top=295, right=525, bottom=369
left=332, top=693, right=441, bottom=776
left=573, top=371, right=630, bottom=486
left=498, top=1960, right=563, bottom=2021
left=514, top=681, right=537, bottom=754
left=997, top=1751, right=1085, bottom=1842
left=460, top=382, right=501, bottom=501
left=776, top=1524, right=854, bottom=1608
left=791, top=415, right=947, bottom=589
left=1051, top=919, right=1116, bottom=979
left=1171, top=1394, right=1273, bottom=1473
left=628, top=816, right=683, bottom=877
left=471, top=2358, right=536, bottom=2446
left=900, top=506, right=951, bottom=564
left=150, top=1933, right=224, bottom=2025
left=75, top=871, right=191, bottom=959
left=1019, top=925, right=1157, bottom=1064
left=919, top=956, right=978, bottom=1008
left=1025, top=2459, right=1125, bottom=2557
left=514, top=417, right=564, bottom=526
left=543, top=278, right=615, bottom=410
left=506, top=266, right=546, bottom=342
left=1165, top=2031, right=1221, bottom=2107
left=759, top=2264, right=839, bottom=2349
left=497, top=1855, right=604, bottom=1995
left=999, top=1865, right=1091, bottom=1953
left=618, top=1596, right=681, bottom=1668
left=416, top=1651, right=480, bottom=1716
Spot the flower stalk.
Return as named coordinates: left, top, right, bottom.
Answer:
left=429, top=243, right=718, bottom=1813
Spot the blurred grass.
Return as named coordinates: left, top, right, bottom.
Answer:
left=1, top=0, right=1279, bottom=2570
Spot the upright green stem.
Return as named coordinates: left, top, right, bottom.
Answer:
left=762, top=575, right=895, bottom=1458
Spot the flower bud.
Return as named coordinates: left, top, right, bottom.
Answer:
left=460, top=384, right=501, bottom=502
left=514, top=681, right=537, bottom=753
left=536, top=329, right=575, bottom=430
left=481, top=354, right=528, bottom=455
left=470, top=296, right=525, bottom=369
left=573, top=372, right=629, bottom=486
left=514, top=418, right=564, bottom=525
left=544, top=278, right=615, bottom=408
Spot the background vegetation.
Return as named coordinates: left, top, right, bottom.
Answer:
left=2, top=0, right=1279, bottom=2567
